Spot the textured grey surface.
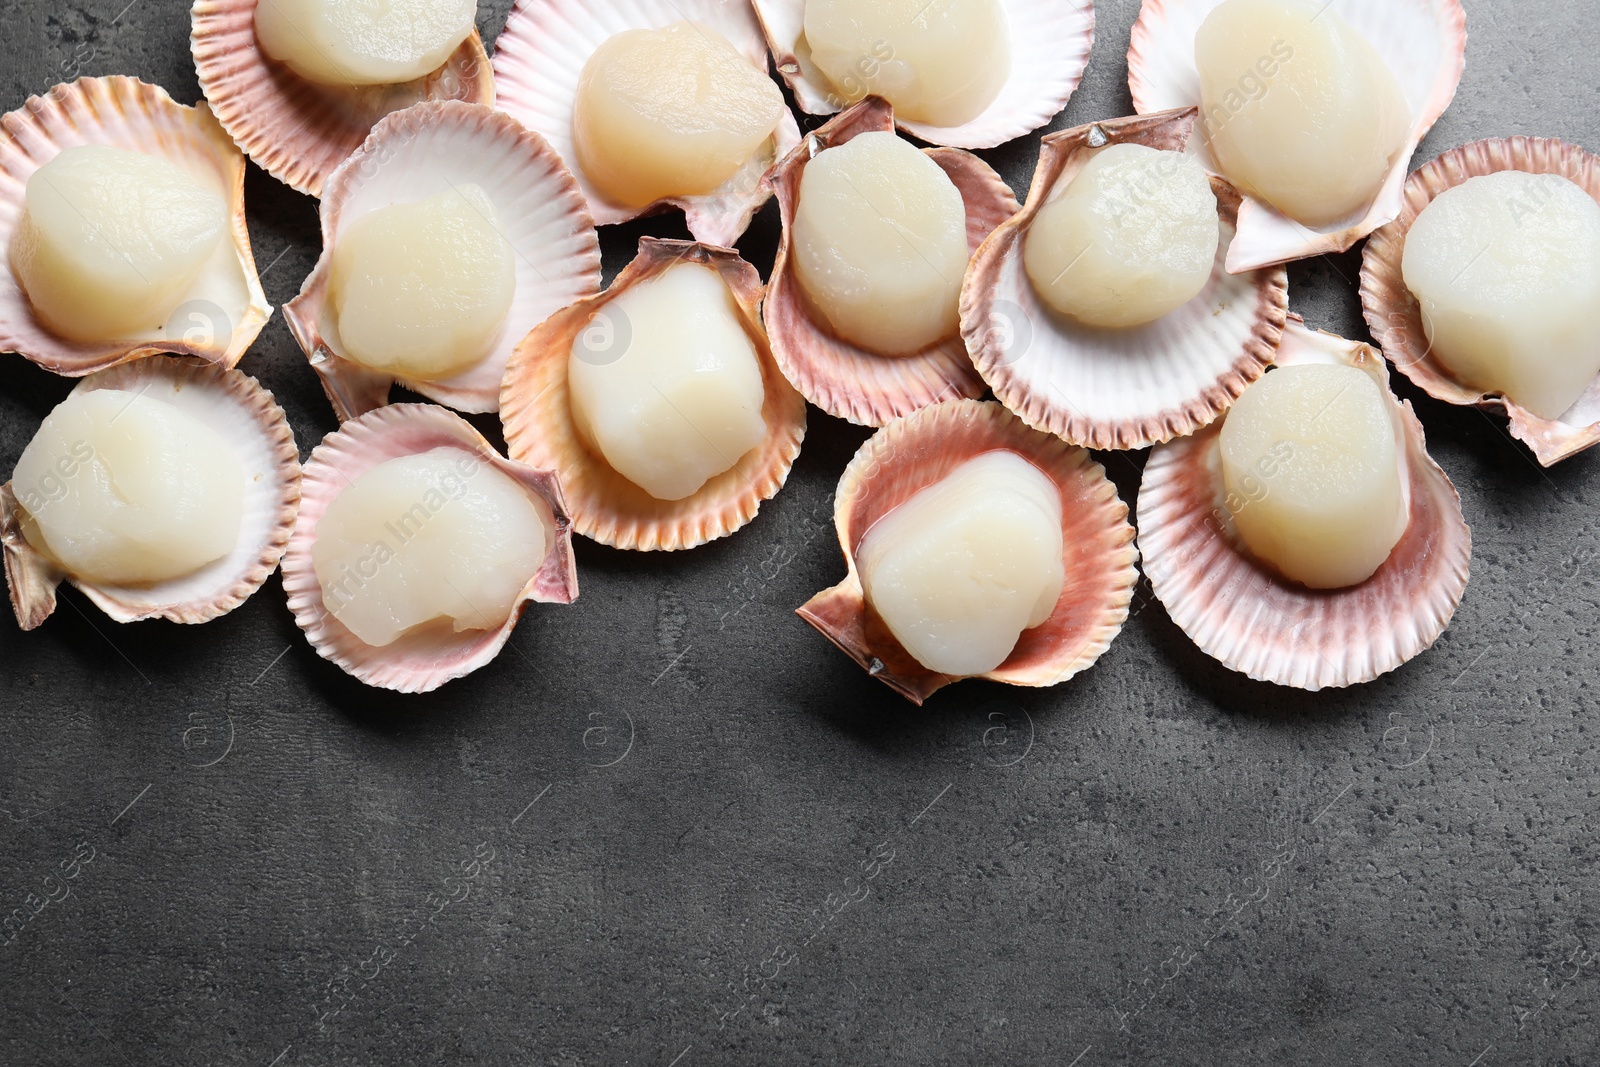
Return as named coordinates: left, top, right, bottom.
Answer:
left=2, top=1, right=1598, bottom=1064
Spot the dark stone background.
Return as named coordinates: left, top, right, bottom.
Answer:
left=2, top=1, right=1597, bottom=1064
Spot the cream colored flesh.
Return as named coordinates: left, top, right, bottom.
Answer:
left=573, top=22, right=786, bottom=210
left=567, top=263, right=768, bottom=502
left=1219, top=365, right=1406, bottom=590
left=1024, top=143, right=1219, bottom=329
left=1195, top=0, right=1410, bottom=228
left=329, top=185, right=514, bottom=383
left=1402, top=171, right=1600, bottom=421
left=255, top=0, right=475, bottom=86
left=12, top=389, right=244, bottom=585
left=791, top=131, right=968, bottom=356
left=11, top=145, right=226, bottom=343
left=859, top=451, right=1064, bottom=677
left=803, top=0, right=1009, bottom=127
left=312, top=448, right=552, bottom=647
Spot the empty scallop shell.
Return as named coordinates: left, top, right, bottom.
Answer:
left=961, top=108, right=1289, bottom=451
left=1, top=355, right=300, bottom=630
left=1137, top=316, right=1471, bottom=691
left=491, top=0, right=801, bottom=246
left=1128, top=0, right=1468, bottom=272
left=282, top=403, right=578, bottom=694
left=798, top=399, right=1138, bottom=705
left=1361, top=136, right=1600, bottom=467
left=500, top=238, right=807, bottom=552
left=0, top=77, right=271, bottom=377
left=191, top=0, right=493, bottom=198
left=766, top=98, right=1018, bottom=428
left=753, top=0, right=1094, bottom=150
left=282, top=101, right=600, bottom=421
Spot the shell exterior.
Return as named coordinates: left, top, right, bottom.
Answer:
left=961, top=109, right=1288, bottom=451
left=282, top=404, right=578, bottom=694
left=1137, top=317, right=1471, bottom=691
left=1361, top=137, right=1600, bottom=467
left=752, top=0, right=1094, bottom=150
left=191, top=0, right=494, bottom=198
left=765, top=98, right=1018, bottom=428
left=798, top=399, right=1138, bottom=705
left=500, top=238, right=807, bottom=552
left=0, top=77, right=271, bottom=377
left=283, top=101, right=601, bottom=421
left=1, top=356, right=301, bottom=629
left=1127, top=0, right=1468, bottom=272
left=491, top=0, right=802, bottom=245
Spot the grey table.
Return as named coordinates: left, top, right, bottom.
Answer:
left=2, top=1, right=1597, bottom=1064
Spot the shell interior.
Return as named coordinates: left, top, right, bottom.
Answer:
left=283, top=100, right=601, bottom=421
left=1, top=356, right=301, bottom=629
left=490, top=0, right=801, bottom=245
left=1136, top=317, right=1472, bottom=691
left=765, top=98, right=1018, bottom=428
left=961, top=108, right=1288, bottom=451
left=1127, top=0, right=1468, bottom=271
left=281, top=403, right=578, bottom=694
left=0, top=76, right=270, bottom=377
left=1361, top=136, right=1600, bottom=467
left=499, top=238, right=807, bottom=552
left=798, top=398, right=1139, bottom=705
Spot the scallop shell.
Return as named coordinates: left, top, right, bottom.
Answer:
left=765, top=98, right=1018, bottom=428
left=282, top=404, right=578, bottom=694
left=1136, top=316, right=1471, bottom=691
left=500, top=238, right=807, bottom=552
left=1361, top=137, right=1600, bottom=467
left=1, top=356, right=300, bottom=630
left=961, top=108, right=1289, bottom=451
left=191, top=0, right=494, bottom=198
left=491, top=0, right=802, bottom=246
left=1127, top=0, right=1468, bottom=272
left=752, top=0, right=1094, bottom=150
left=798, top=399, right=1138, bottom=705
left=282, top=101, right=600, bottom=421
left=0, top=77, right=271, bottom=377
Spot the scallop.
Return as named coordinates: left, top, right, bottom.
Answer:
left=1, top=356, right=300, bottom=630
left=753, top=0, right=1094, bottom=149
left=961, top=108, right=1288, bottom=451
left=765, top=98, right=1019, bottom=427
left=0, top=77, right=271, bottom=377
left=798, top=399, right=1138, bottom=705
left=282, top=404, right=578, bottom=694
left=492, top=0, right=802, bottom=246
left=500, top=239, right=807, bottom=552
left=283, top=101, right=601, bottom=420
left=1362, top=137, right=1600, bottom=466
left=1127, top=0, right=1468, bottom=271
left=190, top=0, right=494, bottom=198
left=1137, top=316, right=1471, bottom=690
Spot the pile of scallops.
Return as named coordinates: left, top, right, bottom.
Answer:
left=1, top=0, right=1571, bottom=702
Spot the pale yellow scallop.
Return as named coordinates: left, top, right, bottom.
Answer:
left=255, top=0, right=477, bottom=87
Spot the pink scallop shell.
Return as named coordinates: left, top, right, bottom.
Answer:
left=764, top=98, right=1018, bottom=428
left=282, top=101, right=600, bottom=421
left=191, top=0, right=494, bottom=198
left=752, top=0, right=1093, bottom=150
left=1, top=356, right=301, bottom=630
left=1361, top=136, right=1600, bottom=467
left=1136, top=317, right=1471, bottom=690
left=0, top=77, right=271, bottom=377
left=282, top=404, right=578, bottom=694
left=960, top=108, right=1288, bottom=451
left=798, top=399, right=1138, bottom=705
left=491, top=0, right=801, bottom=245
left=1127, top=0, right=1468, bottom=272
left=500, top=238, right=807, bottom=552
